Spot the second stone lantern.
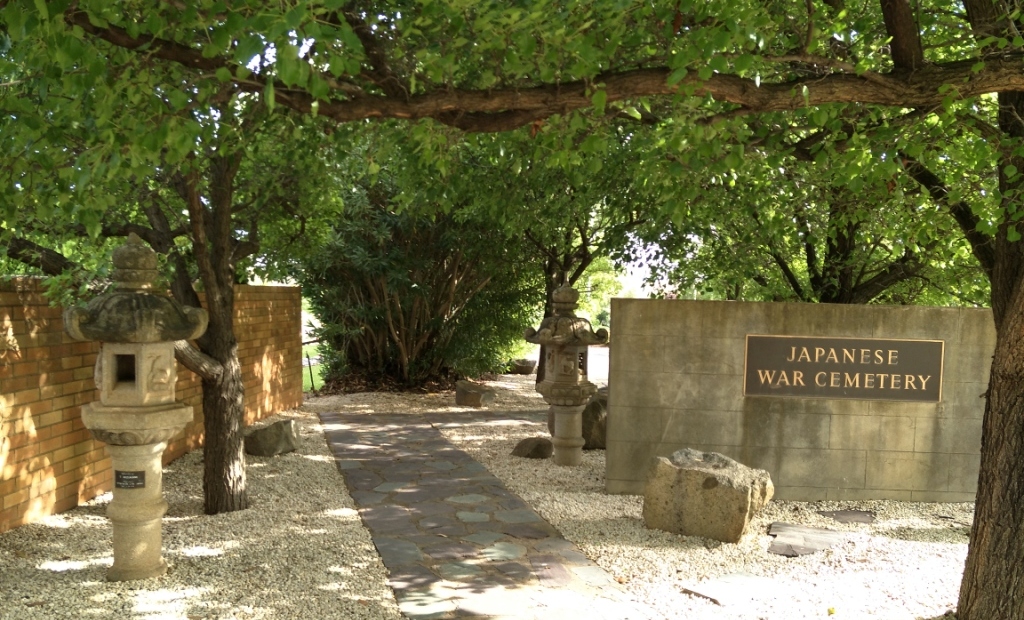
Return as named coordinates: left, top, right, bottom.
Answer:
left=64, top=234, right=208, bottom=581
left=525, top=285, right=608, bottom=466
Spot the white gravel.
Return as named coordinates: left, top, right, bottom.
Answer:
left=0, top=375, right=970, bottom=619
left=439, top=376, right=970, bottom=620
left=0, top=409, right=401, bottom=620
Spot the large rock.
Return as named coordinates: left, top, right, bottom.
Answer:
left=244, top=419, right=298, bottom=457
left=547, top=387, right=607, bottom=450
left=581, top=387, right=608, bottom=450
left=510, top=358, right=537, bottom=375
left=511, top=437, right=553, bottom=459
left=455, top=380, right=496, bottom=407
left=642, top=448, right=773, bottom=543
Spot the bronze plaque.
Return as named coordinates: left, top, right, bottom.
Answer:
left=743, top=335, right=943, bottom=402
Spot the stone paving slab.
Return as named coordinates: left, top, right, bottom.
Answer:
left=320, top=411, right=661, bottom=620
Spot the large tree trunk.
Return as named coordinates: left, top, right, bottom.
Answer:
left=957, top=91, right=1024, bottom=620
left=198, top=289, right=249, bottom=514
left=534, top=262, right=562, bottom=386
left=958, top=299, right=1024, bottom=619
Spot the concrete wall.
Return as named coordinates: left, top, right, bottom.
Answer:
left=0, top=280, right=303, bottom=533
left=607, top=299, right=995, bottom=501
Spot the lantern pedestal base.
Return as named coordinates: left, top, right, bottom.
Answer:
left=83, top=402, right=191, bottom=582
left=101, top=441, right=178, bottom=582
left=550, top=404, right=586, bottom=466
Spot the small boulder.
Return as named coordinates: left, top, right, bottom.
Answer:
left=510, top=358, right=537, bottom=375
left=581, top=387, right=608, bottom=450
left=546, top=387, right=607, bottom=450
left=512, top=437, right=553, bottom=459
left=244, top=419, right=298, bottom=457
left=456, top=380, right=496, bottom=407
left=642, top=448, right=773, bottom=543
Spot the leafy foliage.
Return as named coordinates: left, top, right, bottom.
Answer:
left=298, top=178, right=541, bottom=387
left=640, top=137, right=990, bottom=306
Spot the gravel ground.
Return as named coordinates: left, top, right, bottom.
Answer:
left=0, top=409, right=401, bottom=620
left=436, top=376, right=970, bottom=620
left=1, top=374, right=970, bottom=619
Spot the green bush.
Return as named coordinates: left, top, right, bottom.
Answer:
left=298, top=187, right=542, bottom=388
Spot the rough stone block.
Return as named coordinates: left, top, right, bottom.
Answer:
left=642, top=448, right=773, bottom=543
left=510, top=359, right=536, bottom=375
left=582, top=387, right=608, bottom=450
left=244, top=419, right=298, bottom=456
left=511, top=437, right=552, bottom=459
left=455, top=380, right=495, bottom=407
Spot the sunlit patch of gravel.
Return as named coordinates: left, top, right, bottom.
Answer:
left=436, top=374, right=970, bottom=620
left=0, top=409, right=401, bottom=620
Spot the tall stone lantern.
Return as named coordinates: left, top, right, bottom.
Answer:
left=525, top=285, right=608, bottom=466
left=64, top=234, right=208, bottom=581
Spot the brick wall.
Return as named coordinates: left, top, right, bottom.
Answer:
left=0, top=280, right=302, bottom=533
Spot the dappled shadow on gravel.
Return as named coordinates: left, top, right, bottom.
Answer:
left=0, top=409, right=402, bottom=620
left=313, top=368, right=461, bottom=395
left=874, top=525, right=971, bottom=542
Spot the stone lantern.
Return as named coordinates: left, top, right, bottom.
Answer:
left=525, top=285, right=608, bottom=466
left=64, top=234, right=208, bottom=581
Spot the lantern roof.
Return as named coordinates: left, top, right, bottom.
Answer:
left=64, top=234, right=208, bottom=343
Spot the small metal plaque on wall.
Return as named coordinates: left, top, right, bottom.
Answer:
left=115, top=470, right=146, bottom=489
left=743, top=335, right=944, bottom=402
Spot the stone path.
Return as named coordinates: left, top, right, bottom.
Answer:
left=319, top=410, right=661, bottom=620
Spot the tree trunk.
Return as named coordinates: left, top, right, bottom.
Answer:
left=958, top=299, right=1024, bottom=619
left=535, top=262, right=565, bottom=385
left=199, top=288, right=249, bottom=514
left=957, top=91, right=1024, bottom=620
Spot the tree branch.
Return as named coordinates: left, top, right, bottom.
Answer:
left=770, top=249, right=809, bottom=301
left=899, top=154, right=996, bottom=277
left=881, top=0, right=926, bottom=71
left=174, top=340, right=224, bottom=381
left=61, top=4, right=1024, bottom=133
left=338, top=9, right=408, bottom=99
left=2, top=231, right=79, bottom=275
left=65, top=9, right=225, bottom=73
left=849, top=250, right=924, bottom=303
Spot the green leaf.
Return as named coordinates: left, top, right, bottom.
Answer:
left=591, top=89, right=607, bottom=115
left=235, top=35, right=265, bottom=64
left=733, top=54, right=754, bottom=74
left=264, top=81, right=275, bottom=110
left=667, top=66, right=688, bottom=86
left=216, top=67, right=232, bottom=82
left=276, top=44, right=304, bottom=86
left=166, top=89, right=189, bottom=110
left=33, top=0, right=49, bottom=20
left=285, top=5, right=306, bottom=29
